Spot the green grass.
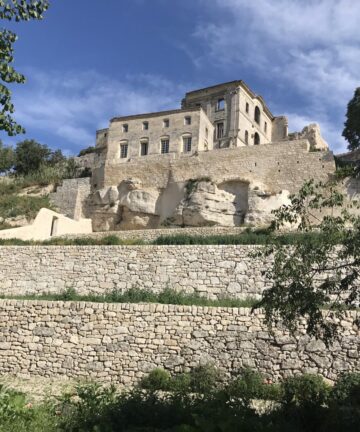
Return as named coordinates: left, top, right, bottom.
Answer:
left=0, top=194, right=53, bottom=221
left=0, top=287, right=257, bottom=308
left=0, top=230, right=328, bottom=246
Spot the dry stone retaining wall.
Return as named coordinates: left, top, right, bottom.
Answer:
left=0, top=245, right=272, bottom=298
left=59, top=226, right=246, bottom=242
left=0, top=300, right=357, bottom=384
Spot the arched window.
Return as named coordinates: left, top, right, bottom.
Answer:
left=254, top=106, right=261, bottom=124
left=254, top=132, right=260, bottom=145
left=245, top=130, right=249, bottom=144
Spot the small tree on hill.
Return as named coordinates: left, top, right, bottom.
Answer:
left=0, top=140, right=14, bottom=173
left=14, top=139, right=52, bottom=175
left=343, top=88, right=360, bottom=151
left=253, top=180, right=360, bottom=344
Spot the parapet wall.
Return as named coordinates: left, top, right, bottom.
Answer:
left=95, top=140, right=335, bottom=192
left=0, top=245, right=273, bottom=299
left=0, top=300, right=357, bottom=384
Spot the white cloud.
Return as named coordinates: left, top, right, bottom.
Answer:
left=195, top=0, right=360, bottom=152
left=7, top=70, right=187, bottom=154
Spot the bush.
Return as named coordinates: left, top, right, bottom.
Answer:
left=281, top=374, right=330, bottom=406
left=228, top=368, right=281, bottom=405
left=139, top=368, right=172, bottom=391
left=0, top=194, right=53, bottom=220
left=330, top=372, right=360, bottom=404
left=78, top=146, right=96, bottom=157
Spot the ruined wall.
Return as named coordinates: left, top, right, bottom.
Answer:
left=0, top=300, right=357, bottom=384
left=50, top=178, right=91, bottom=220
left=95, top=140, right=335, bottom=192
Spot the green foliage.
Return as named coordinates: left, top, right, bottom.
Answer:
left=78, top=146, right=96, bottom=157
left=343, top=87, right=360, bottom=151
left=281, top=374, right=330, bottom=407
left=1, top=286, right=257, bottom=308
left=0, top=193, right=53, bottom=220
left=14, top=140, right=52, bottom=175
left=0, top=140, right=14, bottom=173
left=0, top=1, right=49, bottom=136
left=253, top=179, right=360, bottom=343
left=140, top=368, right=172, bottom=391
left=330, top=372, right=360, bottom=404
left=228, top=368, right=282, bottom=405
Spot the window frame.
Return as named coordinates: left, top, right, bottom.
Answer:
left=120, top=141, right=128, bottom=158
left=163, top=118, right=170, bottom=128
left=216, top=98, right=225, bottom=111
left=122, top=124, right=128, bottom=133
left=161, top=138, right=170, bottom=154
left=142, top=121, right=149, bottom=131
left=140, top=139, right=149, bottom=156
left=182, top=135, right=192, bottom=153
left=184, top=116, right=191, bottom=125
left=216, top=122, right=224, bottom=139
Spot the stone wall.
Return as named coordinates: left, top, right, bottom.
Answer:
left=50, top=178, right=91, bottom=220
left=59, top=226, right=246, bottom=242
left=0, top=245, right=273, bottom=298
left=95, top=140, right=335, bottom=192
left=0, top=300, right=357, bottom=384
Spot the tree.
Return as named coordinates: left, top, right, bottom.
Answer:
left=343, top=88, right=360, bottom=151
left=253, top=180, right=359, bottom=344
left=0, top=139, right=14, bottom=173
left=14, top=139, right=51, bottom=174
left=0, top=0, right=49, bottom=135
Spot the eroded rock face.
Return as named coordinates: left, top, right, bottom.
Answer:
left=171, top=180, right=247, bottom=227
left=90, top=177, right=290, bottom=231
left=91, top=178, right=161, bottom=231
left=245, top=186, right=291, bottom=226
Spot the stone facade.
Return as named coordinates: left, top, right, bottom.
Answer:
left=106, top=108, right=214, bottom=163
left=0, top=300, right=357, bottom=384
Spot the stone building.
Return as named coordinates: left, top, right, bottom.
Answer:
left=51, top=80, right=335, bottom=231
left=96, top=80, right=290, bottom=162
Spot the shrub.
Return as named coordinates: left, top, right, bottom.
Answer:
left=78, top=146, right=96, bottom=157
left=189, top=364, right=220, bottom=394
left=139, top=368, right=172, bottom=391
left=281, top=374, right=330, bottom=406
left=330, top=372, right=360, bottom=404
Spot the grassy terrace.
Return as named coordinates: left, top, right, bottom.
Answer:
left=0, top=287, right=257, bottom=308
left=0, top=230, right=326, bottom=246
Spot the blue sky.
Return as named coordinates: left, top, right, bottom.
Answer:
left=2, top=0, right=359, bottom=155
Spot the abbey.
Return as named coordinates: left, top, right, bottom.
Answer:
left=97, top=80, right=327, bottom=164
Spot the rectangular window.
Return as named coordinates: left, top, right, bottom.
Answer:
left=217, top=98, right=225, bottom=110
left=264, top=122, right=267, bottom=133
left=143, top=121, right=149, bottom=130
left=140, top=141, right=148, bottom=156
left=161, top=139, right=169, bottom=154
left=184, top=116, right=191, bottom=125
left=122, top=124, right=128, bottom=133
left=183, top=136, right=192, bottom=152
left=216, top=122, right=224, bottom=139
left=120, top=143, right=128, bottom=158
left=163, top=119, right=169, bottom=128
left=205, top=127, right=209, bottom=138
left=246, top=102, right=249, bottom=113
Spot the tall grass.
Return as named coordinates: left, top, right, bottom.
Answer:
left=1, top=286, right=257, bottom=308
